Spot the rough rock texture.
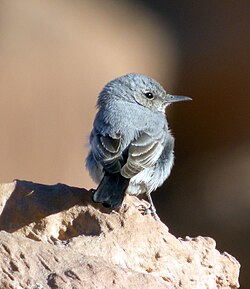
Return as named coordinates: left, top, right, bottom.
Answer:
left=0, top=181, right=240, bottom=289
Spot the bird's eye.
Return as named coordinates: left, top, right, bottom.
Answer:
left=144, top=92, right=154, bottom=99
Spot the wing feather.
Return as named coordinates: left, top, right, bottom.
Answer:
left=91, top=133, right=123, bottom=173
left=100, top=134, right=121, bottom=153
left=121, top=132, right=164, bottom=178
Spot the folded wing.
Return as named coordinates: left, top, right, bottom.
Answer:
left=121, top=131, right=164, bottom=178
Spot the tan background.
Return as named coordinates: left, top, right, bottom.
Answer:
left=0, top=0, right=249, bottom=287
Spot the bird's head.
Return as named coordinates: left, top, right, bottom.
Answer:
left=98, top=73, right=191, bottom=113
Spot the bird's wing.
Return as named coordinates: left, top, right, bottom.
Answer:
left=91, top=132, right=123, bottom=173
left=121, top=131, right=164, bottom=178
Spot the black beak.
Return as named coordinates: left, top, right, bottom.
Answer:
left=165, top=94, right=192, bottom=103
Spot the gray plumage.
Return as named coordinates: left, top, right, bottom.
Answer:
left=86, top=73, right=191, bottom=219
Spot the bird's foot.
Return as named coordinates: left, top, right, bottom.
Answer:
left=138, top=203, right=150, bottom=214
left=111, top=203, right=129, bottom=215
left=148, top=206, right=160, bottom=221
left=137, top=203, right=160, bottom=221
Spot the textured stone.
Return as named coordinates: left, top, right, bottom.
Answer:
left=0, top=181, right=240, bottom=289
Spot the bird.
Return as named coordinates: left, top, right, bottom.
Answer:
left=86, top=73, right=191, bottom=220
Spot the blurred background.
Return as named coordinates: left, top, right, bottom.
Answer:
left=0, top=0, right=249, bottom=286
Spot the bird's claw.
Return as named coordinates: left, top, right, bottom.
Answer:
left=137, top=204, right=160, bottom=221
left=149, top=207, right=160, bottom=221
left=138, top=204, right=150, bottom=213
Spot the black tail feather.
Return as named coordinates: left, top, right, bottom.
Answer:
left=93, top=173, right=129, bottom=208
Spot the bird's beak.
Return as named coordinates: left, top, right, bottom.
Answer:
left=165, top=94, right=192, bottom=103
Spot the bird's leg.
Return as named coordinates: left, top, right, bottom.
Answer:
left=146, top=192, right=160, bottom=221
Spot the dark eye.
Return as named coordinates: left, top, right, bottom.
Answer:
left=144, top=92, right=154, bottom=99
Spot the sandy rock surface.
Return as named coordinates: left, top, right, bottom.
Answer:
left=0, top=181, right=240, bottom=289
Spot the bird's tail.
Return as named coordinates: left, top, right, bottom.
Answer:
left=93, top=173, right=129, bottom=208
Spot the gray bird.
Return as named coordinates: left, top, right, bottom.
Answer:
left=86, top=73, right=191, bottom=220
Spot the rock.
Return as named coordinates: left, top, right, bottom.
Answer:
left=0, top=181, right=240, bottom=289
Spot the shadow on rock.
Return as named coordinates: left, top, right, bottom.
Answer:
left=0, top=180, right=99, bottom=232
